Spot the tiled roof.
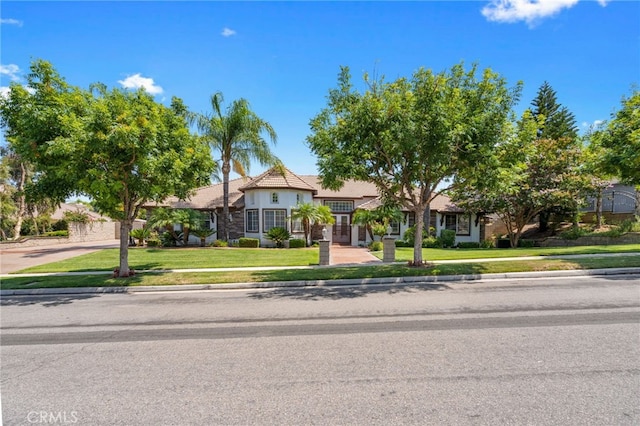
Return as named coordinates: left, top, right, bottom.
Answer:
left=239, top=167, right=317, bottom=193
left=353, top=193, right=463, bottom=213
left=51, top=203, right=112, bottom=221
left=299, top=176, right=379, bottom=199
left=146, top=166, right=464, bottom=213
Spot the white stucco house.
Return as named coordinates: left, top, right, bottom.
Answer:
left=147, top=167, right=486, bottom=247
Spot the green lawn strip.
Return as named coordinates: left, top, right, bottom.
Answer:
left=15, top=247, right=321, bottom=273
left=386, top=244, right=640, bottom=262
left=3, top=255, right=639, bottom=290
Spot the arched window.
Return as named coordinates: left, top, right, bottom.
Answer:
left=271, top=192, right=279, bottom=204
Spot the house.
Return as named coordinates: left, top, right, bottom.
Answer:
left=147, top=167, right=485, bottom=247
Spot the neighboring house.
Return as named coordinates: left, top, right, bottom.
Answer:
left=581, top=181, right=637, bottom=222
left=51, top=203, right=112, bottom=222
left=146, top=167, right=485, bottom=247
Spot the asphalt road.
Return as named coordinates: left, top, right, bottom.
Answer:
left=2, top=275, right=639, bottom=425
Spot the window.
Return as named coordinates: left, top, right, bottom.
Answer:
left=407, top=212, right=416, bottom=228
left=248, top=192, right=255, bottom=205
left=271, top=192, right=279, bottom=204
left=390, top=220, right=400, bottom=235
left=443, top=214, right=470, bottom=236
left=246, top=209, right=259, bottom=233
left=324, top=200, right=353, bottom=212
left=296, top=193, right=303, bottom=204
left=263, top=209, right=286, bottom=232
left=457, top=214, right=471, bottom=236
left=291, top=218, right=304, bottom=233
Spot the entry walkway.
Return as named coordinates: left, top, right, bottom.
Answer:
left=330, top=244, right=382, bottom=265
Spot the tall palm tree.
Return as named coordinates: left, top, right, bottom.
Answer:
left=196, top=92, right=278, bottom=241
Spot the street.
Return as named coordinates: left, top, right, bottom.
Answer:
left=2, top=275, right=639, bottom=425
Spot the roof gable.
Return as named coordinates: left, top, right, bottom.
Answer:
left=239, top=167, right=317, bottom=194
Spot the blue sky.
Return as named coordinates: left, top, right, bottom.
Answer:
left=1, top=1, right=638, bottom=179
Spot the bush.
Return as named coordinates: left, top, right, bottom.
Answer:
left=146, top=234, right=161, bottom=247
left=620, top=218, right=640, bottom=233
left=403, top=225, right=428, bottom=246
left=266, top=227, right=290, bottom=248
left=369, top=241, right=383, bottom=252
left=438, top=229, right=456, bottom=248
left=210, top=239, right=229, bottom=247
left=238, top=237, right=260, bottom=248
left=480, top=239, right=495, bottom=249
left=43, top=230, right=69, bottom=237
left=160, top=231, right=178, bottom=247
left=288, top=238, right=306, bottom=248
left=422, top=236, right=441, bottom=248
left=457, top=242, right=480, bottom=249
left=560, top=227, right=589, bottom=240
left=52, top=220, right=68, bottom=232
left=517, top=239, right=535, bottom=248
left=395, top=240, right=411, bottom=247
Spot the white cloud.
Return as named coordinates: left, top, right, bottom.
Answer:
left=117, top=73, right=163, bottom=95
left=221, top=27, right=236, bottom=37
left=482, top=0, right=580, bottom=26
left=0, top=87, right=10, bottom=99
left=0, top=64, right=21, bottom=81
left=596, top=0, right=610, bottom=6
left=0, top=18, right=23, bottom=27
left=582, top=119, right=604, bottom=130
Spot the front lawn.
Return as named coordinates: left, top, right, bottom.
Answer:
left=2, top=255, right=639, bottom=290
left=384, top=244, right=640, bottom=262
left=15, top=247, right=321, bottom=274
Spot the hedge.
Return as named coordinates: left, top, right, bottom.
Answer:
left=238, top=238, right=260, bottom=248
left=288, top=239, right=306, bottom=248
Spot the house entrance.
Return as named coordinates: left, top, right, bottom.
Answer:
left=332, top=214, right=351, bottom=244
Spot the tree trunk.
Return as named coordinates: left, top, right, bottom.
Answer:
left=118, top=219, right=132, bottom=277
left=222, top=162, right=230, bottom=241
left=635, top=187, right=640, bottom=219
left=11, top=162, right=26, bottom=240
left=412, top=208, right=425, bottom=265
left=596, top=188, right=603, bottom=228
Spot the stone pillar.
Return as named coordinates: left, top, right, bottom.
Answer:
left=383, top=236, right=395, bottom=263
left=319, top=240, right=331, bottom=266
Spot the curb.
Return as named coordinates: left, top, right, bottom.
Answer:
left=2, top=267, right=639, bottom=296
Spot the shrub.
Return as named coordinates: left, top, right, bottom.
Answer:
left=369, top=241, right=383, bottom=251
left=52, top=220, right=68, bottom=232
left=43, top=230, right=69, bottom=237
left=404, top=225, right=428, bottom=245
left=438, top=229, right=456, bottom=248
left=480, top=239, right=495, bottom=249
left=238, top=237, right=260, bottom=248
left=517, top=239, right=536, bottom=248
left=160, top=231, right=178, bottom=247
left=395, top=240, right=411, bottom=247
left=288, top=238, right=306, bottom=248
left=266, top=227, right=290, bottom=248
left=422, top=236, right=441, bottom=248
left=457, top=242, right=480, bottom=249
left=620, top=218, right=640, bottom=233
left=146, top=233, right=161, bottom=247
left=560, top=227, right=589, bottom=240
left=210, top=239, right=229, bottom=247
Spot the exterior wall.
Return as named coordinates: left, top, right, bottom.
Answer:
left=244, top=188, right=315, bottom=246
left=70, top=221, right=117, bottom=242
left=583, top=184, right=636, bottom=214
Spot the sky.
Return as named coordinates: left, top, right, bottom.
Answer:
left=1, top=0, right=639, bottom=180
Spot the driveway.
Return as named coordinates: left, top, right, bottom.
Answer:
left=0, top=240, right=119, bottom=274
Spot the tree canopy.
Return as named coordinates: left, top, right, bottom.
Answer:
left=307, top=63, right=520, bottom=264
left=0, top=59, right=214, bottom=276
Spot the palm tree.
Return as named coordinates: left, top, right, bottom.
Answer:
left=291, top=203, right=335, bottom=246
left=196, top=92, right=278, bottom=241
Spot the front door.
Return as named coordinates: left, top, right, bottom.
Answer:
left=332, top=214, right=351, bottom=244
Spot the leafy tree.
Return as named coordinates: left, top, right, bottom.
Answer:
left=307, top=63, right=520, bottom=265
left=173, top=208, right=206, bottom=246
left=530, top=82, right=580, bottom=231
left=196, top=92, right=279, bottom=241
left=0, top=60, right=214, bottom=276
left=453, top=111, right=586, bottom=247
left=352, top=205, right=403, bottom=240
left=290, top=202, right=334, bottom=246
left=590, top=89, right=640, bottom=218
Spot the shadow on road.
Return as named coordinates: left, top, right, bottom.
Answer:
left=248, top=282, right=451, bottom=301
left=0, top=293, right=104, bottom=307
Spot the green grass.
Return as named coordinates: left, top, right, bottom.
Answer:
left=384, top=244, right=640, bottom=262
left=2, top=255, right=639, bottom=290
left=15, top=247, right=321, bottom=273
